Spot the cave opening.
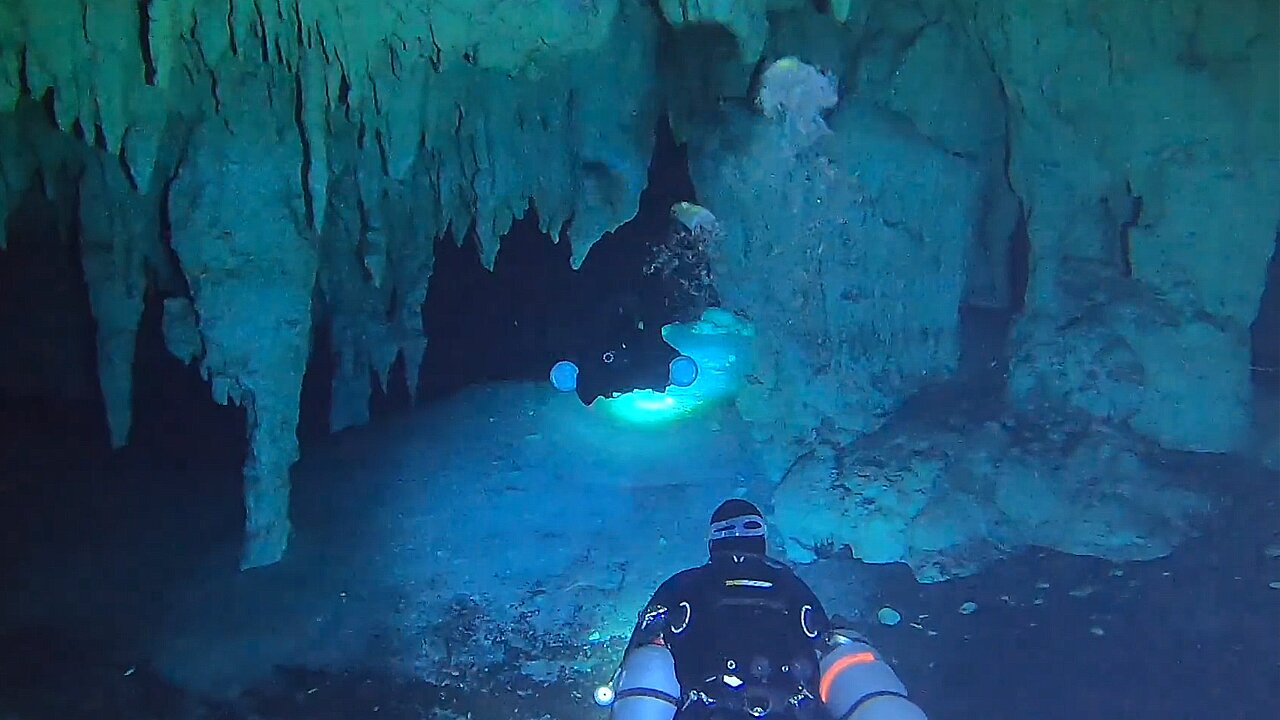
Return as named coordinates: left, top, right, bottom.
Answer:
left=1251, top=231, right=1280, bottom=390
left=1116, top=192, right=1143, bottom=279
left=0, top=184, right=104, bottom=462
left=1007, top=202, right=1031, bottom=315
left=0, top=181, right=250, bottom=555
left=415, top=117, right=697, bottom=404
left=129, top=288, right=249, bottom=468
left=0, top=112, right=702, bottom=486
left=954, top=197, right=1031, bottom=391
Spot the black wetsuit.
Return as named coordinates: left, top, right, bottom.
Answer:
left=625, top=553, right=832, bottom=720
left=570, top=305, right=680, bottom=405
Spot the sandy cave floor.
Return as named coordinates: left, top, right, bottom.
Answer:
left=0, top=381, right=1278, bottom=719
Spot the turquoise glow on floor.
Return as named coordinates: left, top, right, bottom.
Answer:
left=597, top=308, right=756, bottom=426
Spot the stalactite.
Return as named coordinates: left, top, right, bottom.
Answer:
left=78, top=152, right=160, bottom=448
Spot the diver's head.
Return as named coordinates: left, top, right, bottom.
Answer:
left=708, top=498, right=767, bottom=557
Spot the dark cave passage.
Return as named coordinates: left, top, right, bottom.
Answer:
left=130, top=289, right=249, bottom=463
left=417, top=118, right=697, bottom=403
left=0, top=184, right=113, bottom=508
left=0, top=185, right=99, bottom=415
left=955, top=198, right=1030, bottom=387
left=0, top=187, right=253, bottom=465
left=1006, top=195, right=1031, bottom=315
left=0, top=115, right=700, bottom=472
left=1251, top=231, right=1280, bottom=386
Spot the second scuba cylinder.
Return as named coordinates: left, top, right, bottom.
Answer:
left=818, top=633, right=928, bottom=720
left=610, top=643, right=682, bottom=720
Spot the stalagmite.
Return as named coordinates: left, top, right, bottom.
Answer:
left=167, top=64, right=317, bottom=570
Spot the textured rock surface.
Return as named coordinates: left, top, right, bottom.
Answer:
left=684, top=58, right=981, bottom=474
left=1009, top=258, right=1256, bottom=453
left=167, top=65, right=318, bottom=569
left=0, top=0, right=664, bottom=566
left=0, top=0, right=1275, bottom=569
left=970, top=0, right=1280, bottom=452
left=774, top=418, right=1212, bottom=583
left=78, top=152, right=162, bottom=448
left=318, top=130, right=434, bottom=433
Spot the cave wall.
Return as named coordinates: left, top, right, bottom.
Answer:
left=0, top=176, right=98, bottom=406
left=681, top=86, right=982, bottom=473
left=0, top=0, right=1275, bottom=567
left=661, top=0, right=1277, bottom=460
left=0, top=0, right=668, bottom=568
left=661, top=3, right=1017, bottom=472
left=968, top=0, right=1280, bottom=452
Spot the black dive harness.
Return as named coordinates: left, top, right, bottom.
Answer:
left=670, top=590, right=825, bottom=718
left=680, top=675, right=821, bottom=719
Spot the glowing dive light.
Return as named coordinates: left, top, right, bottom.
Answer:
left=588, top=309, right=756, bottom=426
left=594, top=683, right=616, bottom=706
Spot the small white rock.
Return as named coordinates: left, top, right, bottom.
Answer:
left=877, top=607, right=903, bottom=626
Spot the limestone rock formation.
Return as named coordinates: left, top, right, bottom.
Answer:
left=1009, top=259, right=1257, bottom=451
left=78, top=152, right=162, bottom=449
left=683, top=56, right=982, bottom=475
left=0, top=0, right=1274, bottom=572
left=166, top=64, right=317, bottom=569
left=0, top=102, right=99, bottom=404
left=968, top=0, right=1280, bottom=452
left=162, top=298, right=204, bottom=365
left=0, top=0, right=670, bottom=568
left=774, top=418, right=1211, bottom=583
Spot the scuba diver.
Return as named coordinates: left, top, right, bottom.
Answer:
left=603, top=499, right=929, bottom=720
left=549, top=294, right=698, bottom=405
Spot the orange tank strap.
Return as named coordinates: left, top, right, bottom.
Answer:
left=819, top=651, right=878, bottom=704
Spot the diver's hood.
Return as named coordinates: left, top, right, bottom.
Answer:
left=708, top=499, right=767, bottom=556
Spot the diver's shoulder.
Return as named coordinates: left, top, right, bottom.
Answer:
left=756, top=555, right=813, bottom=587
left=739, top=553, right=792, bottom=576
left=655, top=564, right=711, bottom=593
left=759, top=554, right=789, bottom=570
